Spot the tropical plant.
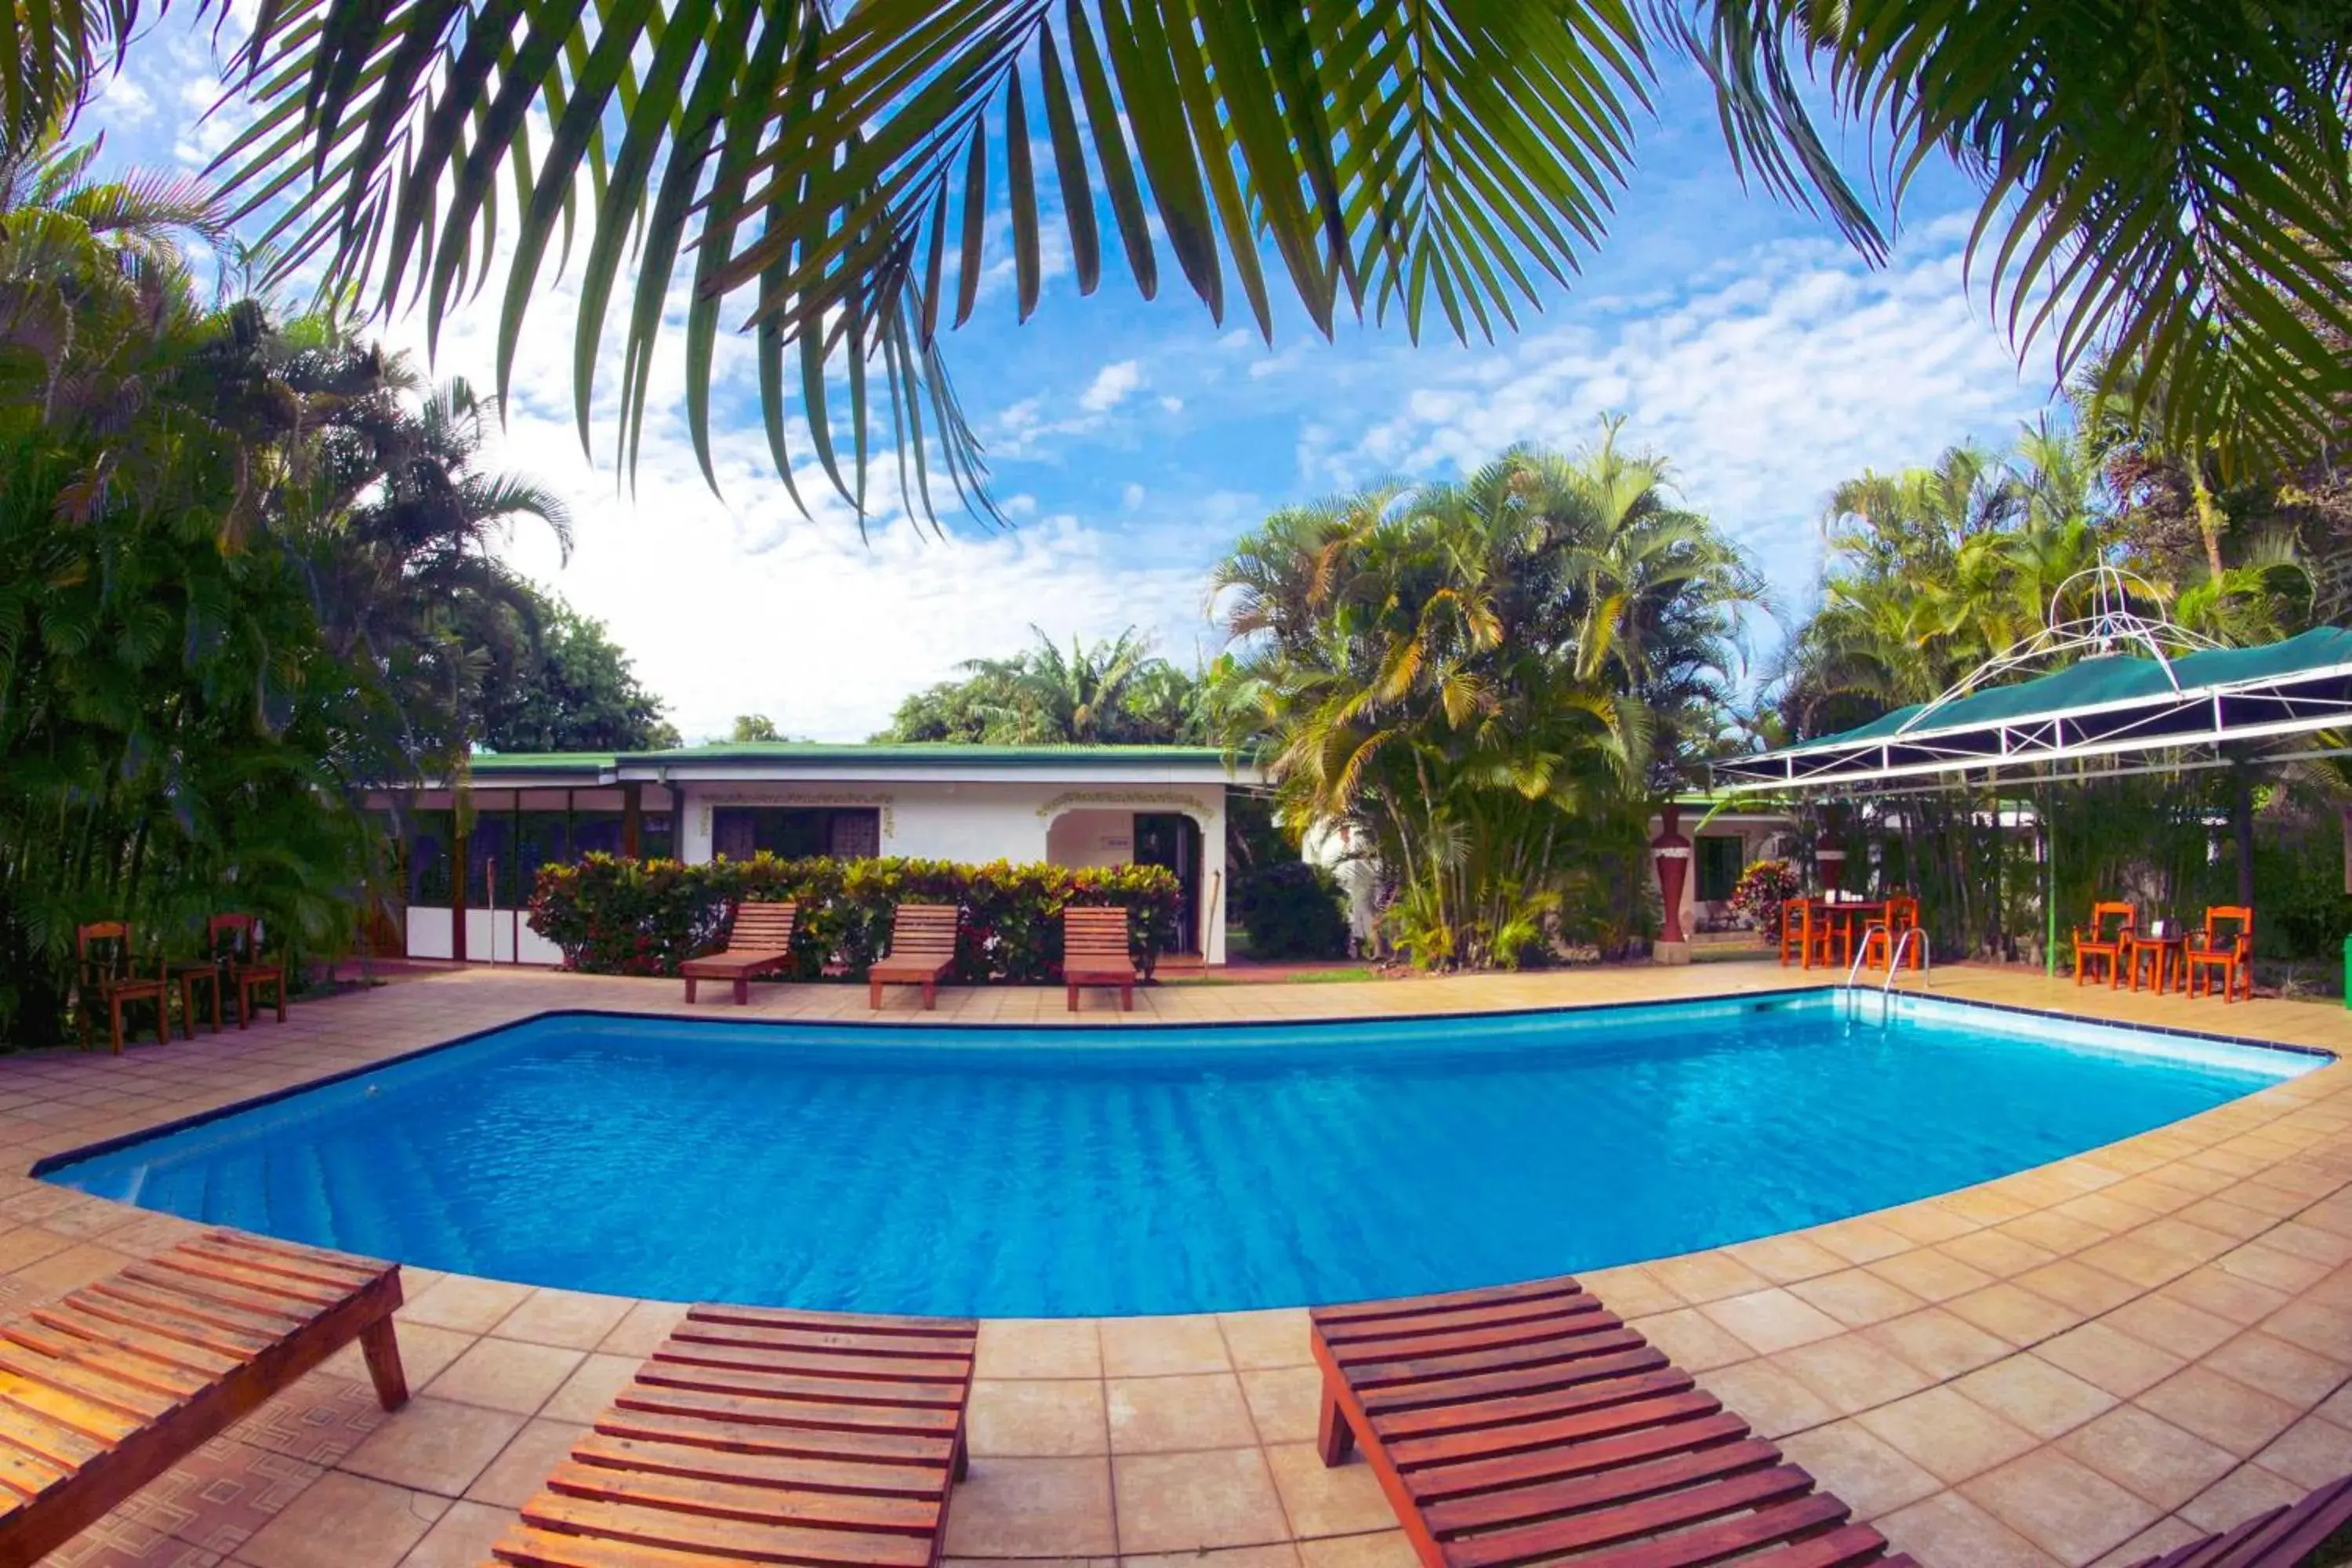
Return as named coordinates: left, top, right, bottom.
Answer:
left=14, top=1, right=2334, bottom=517
left=1215, top=431, right=1760, bottom=969
left=477, top=587, right=681, bottom=753
left=873, top=626, right=1211, bottom=745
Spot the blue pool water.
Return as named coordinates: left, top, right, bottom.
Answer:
left=41, top=994, right=2318, bottom=1316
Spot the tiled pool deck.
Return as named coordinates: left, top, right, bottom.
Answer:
left=3, top=960, right=2347, bottom=1568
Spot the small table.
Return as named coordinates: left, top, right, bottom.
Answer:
left=165, top=962, right=222, bottom=1038
left=2125, top=933, right=2186, bottom=994
left=1812, top=901, right=1886, bottom=971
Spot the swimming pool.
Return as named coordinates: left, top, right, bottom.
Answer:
left=40, top=993, right=2318, bottom=1316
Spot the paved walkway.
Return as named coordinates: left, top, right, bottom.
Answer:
left=2, top=961, right=2345, bottom=1568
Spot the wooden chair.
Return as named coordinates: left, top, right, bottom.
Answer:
left=1860, top=894, right=1922, bottom=973
left=1777, top=898, right=1823, bottom=967
left=2072, top=901, right=2136, bottom=988
left=2186, top=905, right=2254, bottom=1003
left=75, top=922, right=169, bottom=1054
left=0, top=1229, right=405, bottom=1565
left=680, top=900, right=799, bottom=1004
left=205, top=913, right=285, bottom=1028
left=868, top=904, right=960, bottom=1011
left=1311, top=1276, right=1916, bottom=1568
left=1063, top=906, right=1138, bottom=1012
left=2122, top=1471, right=2351, bottom=1565
left=484, top=1303, right=975, bottom=1568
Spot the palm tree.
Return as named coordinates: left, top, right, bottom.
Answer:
left=13, top=3, right=2332, bottom=522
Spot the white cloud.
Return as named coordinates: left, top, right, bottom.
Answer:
left=1159, top=395, right=1185, bottom=413
left=89, top=68, right=153, bottom=125
left=1120, top=482, right=1145, bottom=510
left=1079, top=359, right=1143, bottom=413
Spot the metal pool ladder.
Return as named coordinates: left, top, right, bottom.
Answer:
left=1844, top=927, right=1930, bottom=1025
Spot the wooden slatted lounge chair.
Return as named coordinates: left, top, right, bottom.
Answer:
left=2186, top=905, right=2255, bottom=1003
left=205, top=913, right=286, bottom=1028
left=1062, top=906, right=1138, bottom=1012
left=74, top=923, right=169, bottom=1054
left=868, top=904, right=960, bottom=1011
left=482, top=1302, right=976, bottom=1568
left=1311, top=1275, right=1916, bottom=1568
left=2124, top=1471, right=2352, bottom=1565
left=681, top=900, right=800, bottom=1004
left=2071, top=900, right=2136, bottom=988
left=0, top=1228, right=406, bottom=1566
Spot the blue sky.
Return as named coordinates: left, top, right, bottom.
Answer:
left=82, top=31, right=2059, bottom=741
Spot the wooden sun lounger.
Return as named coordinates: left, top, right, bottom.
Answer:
left=483, top=1302, right=977, bottom=1568
left=2125, top=1472, right=2352, bottom=1566
left=868, top=905, right=959, bottom=1011
left=681, top=900, right=800, bottom=1004
left=1062, top=906, right=1137, bottom=1012
left=1312, top=1275, right=1915, bottom=1568
left=0, top=1228, right=405, bottom=1567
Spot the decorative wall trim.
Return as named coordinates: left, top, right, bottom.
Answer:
left=695, top=791, right=897, bottom=841
left=1036, top=790, right=1214, bottom=826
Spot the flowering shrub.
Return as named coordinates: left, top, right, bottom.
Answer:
left=1727, top=858, right=1802, bottom=936
left=528, top=853, right=1183, bottom=982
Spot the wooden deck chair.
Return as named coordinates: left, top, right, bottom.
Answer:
left=868, top=904, right=960, bottom=1011
left=680, top=900, right=800, bottom=1004
left=75, top=923, right=169, bottom=1054
left=1311, top=1275, right=1916, bottom=1568
left=2072, top=901, right=2136, bottom=988
left=205, top=913, right=286, bottom=1028
left=2186, top=905, right=2255, bottom=1003
left=483, top=1303, right=975, bottom=1568
left=2122, top=1471, right=2351, bottom=1565
left=1063, top=905, right=1138, bottom=1012
left=0, top=1229, right=405, bottom=1566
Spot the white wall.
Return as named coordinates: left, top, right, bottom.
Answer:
left=1046, top=809, right=1135, bottom=869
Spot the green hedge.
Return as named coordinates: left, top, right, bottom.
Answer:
left=528, top=853, right=1183, bottom=982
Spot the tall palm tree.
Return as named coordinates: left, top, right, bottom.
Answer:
left=13, top=2, right=2333, bottom=521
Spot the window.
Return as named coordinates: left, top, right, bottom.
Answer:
left=1696, top=835, right=1744, bottom=902
left=712, top=808, right=882, bottom=862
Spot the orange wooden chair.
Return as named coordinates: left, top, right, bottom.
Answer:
left=2185, top=906, right=2254, bottom=1002
left=75, top=922, right=169, bottom=1054
left=1778, top=898, right=1822, bottom=967
left=2071, top=902, right=2135, bottom=988
left=206, top=913, right=286, bottom=1028
left=868, top=903, right=960, bottom=1010
left=1062, top=906, right=1138, bottom=1012
left=1860, top=894, right=1922, bottom=972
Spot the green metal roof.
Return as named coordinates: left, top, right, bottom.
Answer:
left=463, top=751, right=616, bottom=774
left=1817, top=626, right=2352, bottom=747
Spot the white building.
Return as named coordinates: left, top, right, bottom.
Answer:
left=371, top=743, right=1263, bottom=967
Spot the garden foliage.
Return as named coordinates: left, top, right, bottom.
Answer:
left=1234, top=862, right=1352, bottom=960
left=529, top=854, right=1183, bottom=983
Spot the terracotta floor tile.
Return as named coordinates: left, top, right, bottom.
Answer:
left=400, top=1275, right=535, bottom=1336
left=2136, top=1366, right=2302, bottom=1457
left=1647, top=1250, right=1772, bottom=1305
left=1218, top=1309, right=1312, bottom=1370
left=592, top=1299, right=686, bottom=1358
left=1264, top=1444, right=1398, bottom=1538
left=2162, top=1265, right=2290, bottom=1327
left=1722, top=1231, right=1847, bottom=1285
left=1955, top=1354, right=2118, bottom=1440
left=1810, top=1218, right=1915, bottom=1267
left=489, top=1287, right=633, bottom=1350
left=2101, top=1294, right=2240, bottom=1360
left=339, top=1396, right=527, bottom=1497
left=1788, top=1268, right=1928, bottom=1330
left=1863, top=1307, right=2014, bottom=1381
left=394, top=1498, right=515, bottom=1568
left=2055, top=1405, right=2237, bottom=1511
left=1102, top=1316, right=1232, bottom=1377
left=2091, top=1515, right=2221, bottom=1567
left=1697, top=1357, right=1838, bottom=1438
left=2255, top=1296, right=2352, bottom=1360
left=1240, top=1367, right=1326, bottom=1446
left=2201, top=1329, right=2349, bottom=1406
left=321, top=1321, right=475, bottom=1393
left=2250, top=1412, right=2352, bottom=1489
left=1771, top=1333, right=1931, bottom=1417
left=2016, top=1260, right=2141, bottom=1318
left=419, top=1338, right=583, bottom=1417
left=1962, top=1448, right=2159, bottom=1566
left=2034, top=1323, right=2188, bottom=1399
left=1697, top=1287, right=1847, bottom=1355
left=1856, top=1385, right=2041, bottom=1485
left=1112, top=1449, right=1288, bottom=1554
left=1867, top=1249, right=1997, bottom=1304
left=1941, top=1229, right=2059, bottom=1279
left=118, top=1437, right=321, bottom=1553
left=1947, top=1282, right=2084, bottom=1346
left=2178, top=1462, right=2310, bottom=1534
left=1778, top=1421, right=1942, bottom=1519
left=463, top=1418, right=586, bottom=1509
left=1107, top=1373, right=1258, bottom=1454
left=1876, top=1487, right=2058, bottom=1568
left=1574, top=1264, right=1683, bottom=1317
left=1624, top=1307, right=1752, bottom=1373
left=232, top=1472, right=446, bottom=1568
left=970, top=1379, right=1110, bottom=1458
left=2216, top=1241, right=2332, bottom=1295
left=943, top=1457, right=1117, bottom=1558
left=2002, top=1211, right=2111, bottom=1257
left=1294, top=1533, right=1418, bottom=1568
left=977, top=1319, right=1104, bottom=1380
left=231, top=1375, right=387, bottom=1467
